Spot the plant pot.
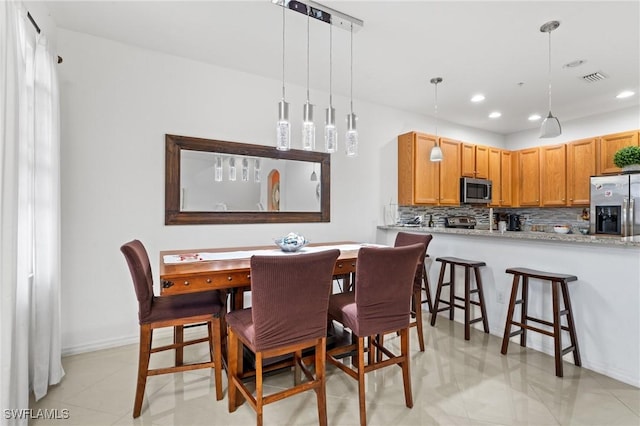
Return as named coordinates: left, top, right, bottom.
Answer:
left=621, top=164, right=640, bottom=173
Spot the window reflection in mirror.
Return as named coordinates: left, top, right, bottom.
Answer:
left=165, top=134, right=330, bottom=225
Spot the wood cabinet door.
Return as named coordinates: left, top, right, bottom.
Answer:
left=501, top=151, right=513, bottom=206
left=461, top=143, right=476, bottom=177
left=414, top=133, right=439, bottom=204
left=439, top=138, right=461, bottom=205
left=488, top=148, right=501, bottom=206
left=475, top=145, right=489, bottom=178
left=599, top=131, right=639, bottom=175
left=540, top=144, right=567, bottom=206
left=519, top=148, right=540, bottom=206
left=567, top=138, right=596, bottom=206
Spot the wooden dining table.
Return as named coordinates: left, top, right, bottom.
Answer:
left=159, top=241, right=366, bottom=310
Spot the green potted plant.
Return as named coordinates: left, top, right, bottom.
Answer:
left=613, top=145, right=640, bottom=172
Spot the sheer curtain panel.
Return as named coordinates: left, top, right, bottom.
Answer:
left=1, top=1, right=63, bottom=423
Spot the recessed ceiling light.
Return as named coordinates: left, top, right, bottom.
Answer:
left=471, top=94, right=485, bottom=103
left=489, top=112, right=501, bottom=119
left=563, top=59, right=586, bottom=68
left=528, top=114, right=542, bottom=121
left=616, top=90, right=635, bottom=99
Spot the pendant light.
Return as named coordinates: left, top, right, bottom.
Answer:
left=429, top=77, right=443, bottom=162
left=310, top=163, right=318, bottom=181
left=324, top=23, right=337, bottom=153
left=345, top=22, right=358, bottom=157
left=276, top=4, right=291, bottom=151
left=539, top=20, right=561, bottom=138
left=302, top=7, right=315, bottom=151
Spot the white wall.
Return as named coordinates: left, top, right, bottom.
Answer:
left=56, top=29, right=505, bottom=354
left=505, top=106, right=640, bottom=150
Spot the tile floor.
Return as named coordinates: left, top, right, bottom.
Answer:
left=31, top=320, right=639, bottom=425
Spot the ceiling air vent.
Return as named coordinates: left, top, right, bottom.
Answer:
left=581, top=71, right=607, bottom=82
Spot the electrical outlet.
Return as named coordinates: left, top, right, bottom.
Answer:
left=497, top=291, right=505, bottom=304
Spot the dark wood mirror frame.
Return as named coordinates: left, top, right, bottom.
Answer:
left=165, top=134, right=330, bottom=225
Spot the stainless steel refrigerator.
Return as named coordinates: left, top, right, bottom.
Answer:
left=590, top=174, right=640, bottom=236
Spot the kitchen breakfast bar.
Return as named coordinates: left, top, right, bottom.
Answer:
left=377, top=226, right=640, bottom=388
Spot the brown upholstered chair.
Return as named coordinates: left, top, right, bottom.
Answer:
left=227, top=249, right=340, bottom=426
left=121, top=240, right=227, bottom=418
left=393, top=232, right=433, bottom=351
left=327, top=244, right=424, bottom=426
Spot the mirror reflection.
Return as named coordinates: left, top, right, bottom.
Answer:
left=180, top=150, right=322, bottom=212
left=165, top=134, right=330, bottom=225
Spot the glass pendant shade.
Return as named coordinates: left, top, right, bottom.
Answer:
left=228, top=157, right=236, bottom=181
left=302, top=102, right=315, bottom=150
left=430, top=145, right=443, bottom=162
left=241, top=158, right=249, bottom=181
left=345, top=112, right=358, bottom=157
left=540, top=111, right=562, bottom=138
left=276, top=100, right=291, bottom=151
left=325, top=107, right=337, bottom=153
left=214, top=156, right=223, bottom=182
left=254, top=158, right=261, bottom=183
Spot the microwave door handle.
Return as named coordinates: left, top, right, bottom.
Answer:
left=486, top=184, right=492, bottom=201
left=622, top=198, right=629, bottom=237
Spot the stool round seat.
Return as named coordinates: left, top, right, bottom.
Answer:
left=501, top=267, right=581, bottom=378
left=430, top=257, right=489, bottom=340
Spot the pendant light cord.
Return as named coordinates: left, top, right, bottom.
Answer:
left=306, top=7, right=310, bottom=102
left=281, top=3, right=286, bottom=101
left=547, top=30, right=552, bottom=112
left=434, top=81, right=439, bottom=142
left=350, top=22, right=353, bottom=114
left=329, top=24, right=333, bottom=106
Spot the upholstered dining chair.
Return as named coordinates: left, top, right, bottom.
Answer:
left=326, top=244, right=424, bottom=426
left=392, top=232, right=433, bottom=351
left=226, top=249, right=340, bottom=426
left=120, top=239, right=227, bottom=418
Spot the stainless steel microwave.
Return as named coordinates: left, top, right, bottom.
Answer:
left=460, top=177, right=492, bottom=204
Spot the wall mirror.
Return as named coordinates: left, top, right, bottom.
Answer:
left=165, top=134, right=330, bottom=224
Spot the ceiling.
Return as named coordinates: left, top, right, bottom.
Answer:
left=44, top=1, right=640, bottom=135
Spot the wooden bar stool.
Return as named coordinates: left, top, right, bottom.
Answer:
left=429, top=257, right=490, bottom=340
left=501, top=267, right=581, bottom=377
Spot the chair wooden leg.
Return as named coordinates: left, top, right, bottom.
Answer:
left=414, top=290, right=425, bottom=351
left=501, top=274, right=521, bottom=355
left=357, top=337, right=367, bottom=426
left=210, top=319, right=224, bottom=401
left=464, top=266, right=471, bottom=340
left=315, top=339, right=328, bottom=426
left=430, top=263, right=448, bottom=326
left=552, top=281, right=563, bottom=377
left=561, top=282, right=581, bottom=367
left=294, top=350, right=302, bottom=386
left=256, top=352, right=264, bottom=426
left=174, top=325, right=184, bottom=366
left=400, top=328, right=413, bottom=408
left=227, top=328, right=239, bottom=413
left=520, top=277, right=529, bottom=347
left=133, top=325, right=152, bottom=418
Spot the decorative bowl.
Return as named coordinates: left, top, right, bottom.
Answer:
left=553, top=225, right=571, bottom=234
left=275, top=232, right=309, bottom=252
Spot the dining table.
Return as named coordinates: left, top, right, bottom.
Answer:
left=159, top=241, right=376, bottom=310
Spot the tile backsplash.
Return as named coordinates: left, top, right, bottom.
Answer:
left=396, top=205, right=590, bottom=232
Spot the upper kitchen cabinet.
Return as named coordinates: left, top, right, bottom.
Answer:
left=598, top=131, right=639, bottom=175
left=488, top=148, right=513, bottom=207
left=540, top=144, right=567, bottom=206
left=567, top=138, right=597, bottom=206
left=461, top=143, right=489, bottom=179
left=398, top=132, right=439, bottom=205
left=518, top=147, right=540, bottom=206
left=438, top=138, right=462, bottom=205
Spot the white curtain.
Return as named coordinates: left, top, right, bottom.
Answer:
left=1, top=1, right=63, bottom=423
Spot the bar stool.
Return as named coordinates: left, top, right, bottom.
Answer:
left=429, top=257, right=490, bottom=340
left=501, top=267, right=581, bottom=377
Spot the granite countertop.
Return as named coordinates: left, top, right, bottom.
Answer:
left=378, top=225, right=640, bottom=247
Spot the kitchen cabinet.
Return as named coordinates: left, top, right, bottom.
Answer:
left=397, top=132, right=439, bottom=205
left=488, top=148, right=512, bottom=207
left=518, top=147, right=540, bottom=206
left=438, top=138, right=462, bottom=205
left=540, top=144, right=567, bottom=206
left=461, top=143, right=489, bottom=178
left=567, top=138, right=597, bottom=206
left=598, top=131, right=639, bottom=175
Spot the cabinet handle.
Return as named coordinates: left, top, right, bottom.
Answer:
left=184, top=281, right=190, bottom=286
left=227, top=276, right=233, bottom=281
left=206, top=278, right=211, bottom=283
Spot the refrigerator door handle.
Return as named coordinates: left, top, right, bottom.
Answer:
left=622, top=198, right=629, bottom=237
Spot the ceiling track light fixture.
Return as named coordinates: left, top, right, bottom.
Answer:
left=272, top=0, right=363, bottom=154
left=429, top=77, right=444, bottom=162
left=539, top=20, right=562, bottom=138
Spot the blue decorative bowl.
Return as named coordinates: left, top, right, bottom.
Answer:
left=275, top=233, right=309, bottom=252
